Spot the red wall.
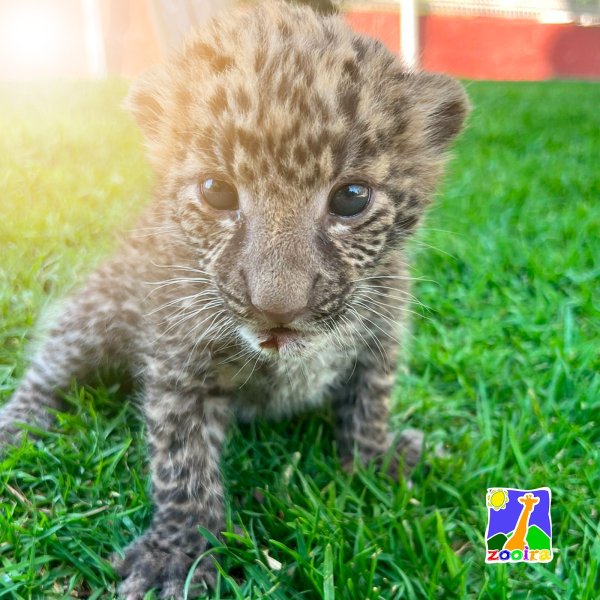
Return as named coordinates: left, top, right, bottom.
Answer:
left=2, top=3, right=596, bottom=81
left=101, top=0, right=160, bottom=78
left=346, top=11, right=600, bottom=81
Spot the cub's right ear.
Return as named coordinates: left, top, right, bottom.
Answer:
left=124, top=67, right=169, bottom=140
left=408, top=71, right=471, bottom=153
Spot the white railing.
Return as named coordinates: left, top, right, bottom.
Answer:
left=345, top=1, right=600, bottom=23
left=423, top=0, right=600, bottom=22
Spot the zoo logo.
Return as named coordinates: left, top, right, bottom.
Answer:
left=485, top=487, right=553, bottom=563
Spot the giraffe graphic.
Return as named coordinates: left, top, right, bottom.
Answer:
left=503, top=493, right=539, bottom=551
left=485, top=487, right=553, bottom=563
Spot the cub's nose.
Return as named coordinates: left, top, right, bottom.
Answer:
left=251, top=303, right=307, bottom=326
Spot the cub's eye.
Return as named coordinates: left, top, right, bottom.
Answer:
left=329, top=183, right=371, bottom=217
left=200, top=178, right=239, bottom=211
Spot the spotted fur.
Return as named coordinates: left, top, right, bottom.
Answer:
left=0, top=2, right=469, bottom=598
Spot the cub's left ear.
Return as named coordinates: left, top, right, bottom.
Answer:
left=124, top=66, right=170, bottom=141
left=409, top=72, right=471, bottom=152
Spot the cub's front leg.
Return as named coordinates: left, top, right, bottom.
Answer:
left=115, top=374, right=231, bottom=600
left=332, top=350, right=423, bottom=479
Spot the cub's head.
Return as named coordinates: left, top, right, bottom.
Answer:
left=128, top=2, right=469, bottom=356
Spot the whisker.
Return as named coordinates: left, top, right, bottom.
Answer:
left=345, top=307, right=389, bottom=368
left=413, top=226, right=459, bottom=237
left=152, top=297, right=215, bottom=329
left=408, top=238, right=457, bottom=260
left=335, top=314, right=359, bottom=381
left=145, top=290, right=220, bottom=316
left=353, top=297, right=427, bottom=330
left=192, top=315, right=239, bottom=358
left=353, top=296, right=396, bottom=320
left=231, top=349, right=261, bottom=384
left=156, top=301, right=223, bottom=338
left=353, top=274, right=433, bottom=284
left=129, top=226, right=181, bottom=239
left=356, top=284, right=424, bottom=305
left=357, top=289, right=430, bottom=312
left=353, top=293, right=431, bottom=322
left=181, top=311, right=230, bottom=372
left=149, top=261, right=213, bottom=276
left=146, top=277, right=213, bottom=287
left=216, top=345, right=251, bottom=367
left=347, top=305, right=403, bottom=348
left=144, top=277, right=213, bottom=296
left=238, top=352, right=263, bottom=389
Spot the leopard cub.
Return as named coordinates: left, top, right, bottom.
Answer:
left=0, top=2, right=469, bottom=597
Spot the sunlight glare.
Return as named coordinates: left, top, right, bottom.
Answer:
left=0, top=3, right=71, bottom=78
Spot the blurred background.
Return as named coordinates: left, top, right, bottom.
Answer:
left=0, top=0, right=599, bottom=81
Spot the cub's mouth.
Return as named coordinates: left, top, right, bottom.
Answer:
left=258, top=327, right=303, bottom=353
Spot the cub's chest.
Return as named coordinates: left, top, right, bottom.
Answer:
left=214, top=348, right=352, bottom=421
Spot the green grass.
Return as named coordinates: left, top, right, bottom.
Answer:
left=0, top=80, right=599, bottom=599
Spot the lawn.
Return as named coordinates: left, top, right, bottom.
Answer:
left=0, top=80, right=598, bottom=599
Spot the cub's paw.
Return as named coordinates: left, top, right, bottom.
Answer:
left=0, top=413, right=26, bottom=449
left=113, top=534, right=216, bottom=600
left=341, top=428, right=424, bottom=480
left=385, top=428, right=424, bottom=478
left=0, top=400, right=56, bottom=449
